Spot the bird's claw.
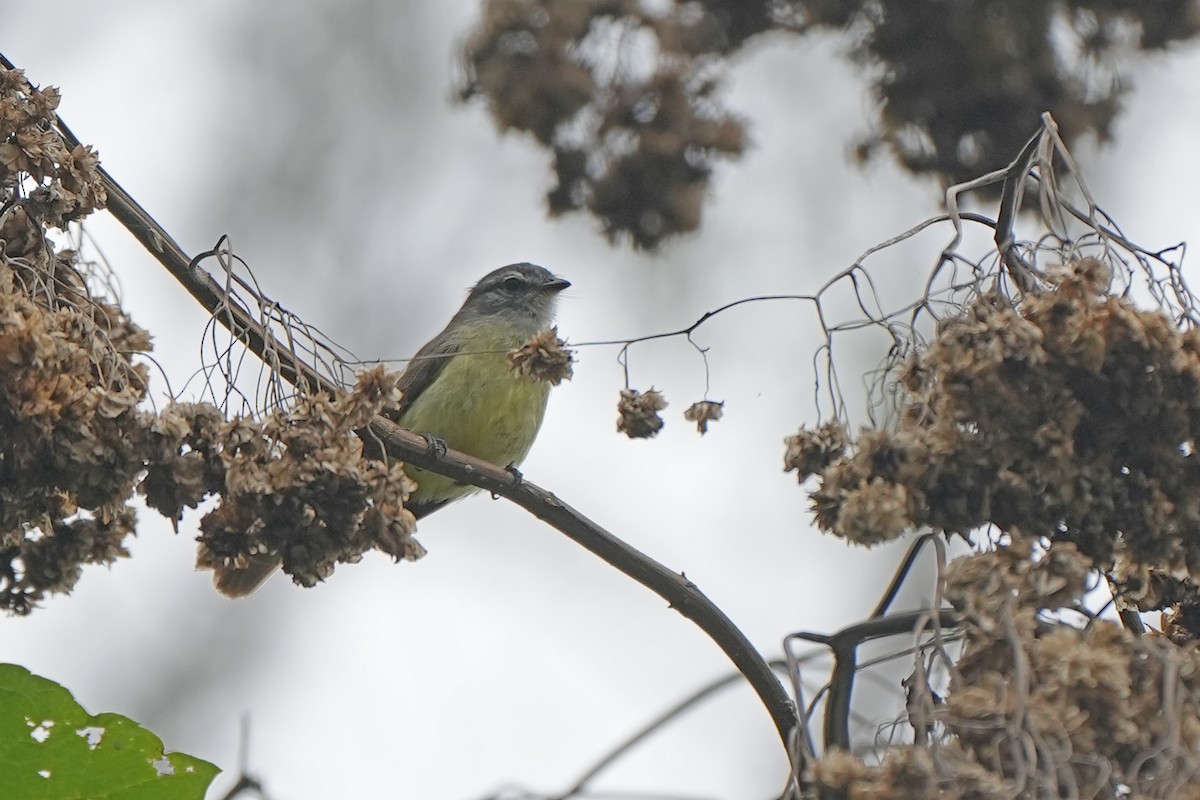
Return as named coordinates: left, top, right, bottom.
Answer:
left=490, top=463, right=524, bottom=500
left=422, top=434, right=448, bottom=460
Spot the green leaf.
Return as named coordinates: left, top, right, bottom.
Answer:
left=0, top=663, right=219, bottom=799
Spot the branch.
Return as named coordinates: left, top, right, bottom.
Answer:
left=13, top=58, right=803, bottom=768
left=49, top=111, right=334, bottom=398
left=555, top=659, right=791, bottom=799
left=364, top=420, right=802, bottom=753
left=790, top=608, right=961, bottom=751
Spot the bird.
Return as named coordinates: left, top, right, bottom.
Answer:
left=211, top=262, right=570, bottom=597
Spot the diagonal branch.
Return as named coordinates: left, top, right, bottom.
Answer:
left=52, top=113, right=332, bottom=398
left=363, top=419, right=801, bottom=752
left=9, top=54, right=804, bottom=771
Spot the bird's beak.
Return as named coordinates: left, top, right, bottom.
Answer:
left=543, top=275, right=571, bottom=293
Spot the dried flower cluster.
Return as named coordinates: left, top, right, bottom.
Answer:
left=812, top=744, right=1008, bottom=799
left=683, top=399, right=723, bottom=435
left=796, top=264, right=1200, bottom=614
left=1, top=66, right=105, bottom=227
left=460, top=1, right=1200, bottom=243
left=831, top=0, right=1200, bottom=192
left=0, top=66, right=152, bottom=613
left=174, top=367, right=424, bottom=587
left=506, top=326, right=575, bottom=385
left=0, top=68, right=156, bottom=612
left=783, top=419, right=847, bottom=480
left=0, top=244, right=423, bottom=611
left=943, top=544, right=1200, bottom=798
left=798, top=256, right=1200, bottom=796
left=460, top=0, right=747, bottom=248
left=1, top=64, right=423, bottom=609
left=0, top=224, right=152, bottom=612
left=812, top=542, right=1200, bottom=798
left=616, top=387, right=667, bottom=438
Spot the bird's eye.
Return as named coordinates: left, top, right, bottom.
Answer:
left=503, top=275, right=523, bottom=291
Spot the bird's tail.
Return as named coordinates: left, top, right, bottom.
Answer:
left=211, top=554, right=280, bottom=599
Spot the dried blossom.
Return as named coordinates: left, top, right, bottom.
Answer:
left=832, top=477, right=911, bottom=546
left=0, top=218, right=151, bottom=612
left=811, top=541, right=1200, bottom=797
left=682, top=399, right=723, bottom=434
left=0, top=65, right=105, bottom=226
left=616, top=387, right=667, bottom=439
left=459, top=1, right=1200, bottom=246
left=0, top=65, right=421, bottom=612
left=796, top=270, right=1200, bottom=578
left=931, top=542, right=1200, bottom=796
left=139, top=403, right=229, bottom=529
left=459, top=0, right=747, bottom=248
left=194, top=373, right=422, bottom=594
left=506, top=327, right=575, bottom=385
left=784, top=420, right=848, bottom=479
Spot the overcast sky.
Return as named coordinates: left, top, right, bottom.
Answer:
left=4, top=3, right=1200, bottom=799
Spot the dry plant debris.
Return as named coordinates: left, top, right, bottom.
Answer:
left=1, top=63, right=422, bottom=611
left=460, top=1, right=1200, bottom=247
left=811, top=543, right=1200, bottom=799
left=1, top=68, right=142, bottom=613
left=616, top=387, right=668, bottom=438
left=683, top=399, right=723, bottom=434
left=797, top=257, right=1200, bottom=798
left=795, top=260, right=1200, bottom=605
left=0, top=68, right=105, bottom=226
left=190, top=367, right=425, bottom=590
left=784, top=419, right=848, bottom=481
left=460, top=0, right=747, bottom=248
left=506, top=326, right=575, bottom=385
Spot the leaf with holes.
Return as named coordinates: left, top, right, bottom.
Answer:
left=0, top=664, right=219, bottom=799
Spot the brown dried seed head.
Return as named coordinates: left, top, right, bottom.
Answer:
left=783, top=420, right=848, bottom=479
left=506, top=327, right=575, bottom=385
left=617, top=388, right=668, bottom=439
left=683, top=400, right=723, bottom=435
left=338, top=365, right=403, bottom=428
left=834, top=477, right=911, bottom=545
left=1050, top=256, right=1115, bottom=297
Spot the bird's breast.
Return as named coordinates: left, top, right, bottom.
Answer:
left=398, top=325, right=552, bottom=505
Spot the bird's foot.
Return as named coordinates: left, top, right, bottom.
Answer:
left=491, top=463, right=524, bottom=500
left=422, top=434, right=448, bottom=460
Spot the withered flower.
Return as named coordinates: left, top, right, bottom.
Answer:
left=783, top=420, right=848, bottom=479
left=683, top=400, right=723, bottom=435
left=617, top=388, right=668, bottom=439
left=506, top=327, right=575, bottom=385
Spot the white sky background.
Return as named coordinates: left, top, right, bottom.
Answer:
left=3, top=2, right=1200, bottom=799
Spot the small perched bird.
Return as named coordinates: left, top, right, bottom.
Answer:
left=212, top=262, right=570, bottom=597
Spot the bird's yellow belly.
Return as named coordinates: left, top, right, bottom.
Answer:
left=399, top=344, right=550, bottom=506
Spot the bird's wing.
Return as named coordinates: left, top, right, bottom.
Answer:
left=390, top=326, right=464, bottom=420
left=390, top=331, right=468, bottom=521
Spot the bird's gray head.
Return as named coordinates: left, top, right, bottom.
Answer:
left=455, top=262, right=570, bottom=328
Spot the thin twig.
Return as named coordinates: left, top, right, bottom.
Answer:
left=554, top=659, right=793, bottom=799
left=869, top=533, right=940, bottom=619
left=217, top=716, right=266, bottom=800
